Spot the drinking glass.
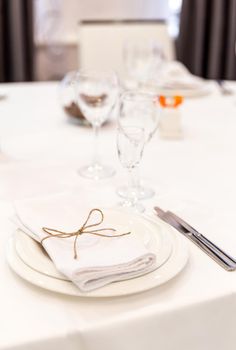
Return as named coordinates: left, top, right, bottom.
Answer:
left=75, top=70, right=118, bottom=179
left=123, top=39, right=165, bottom=87
left=117, top=90, right=160, bottom=200
left=117, top=126, right=145, bottom=212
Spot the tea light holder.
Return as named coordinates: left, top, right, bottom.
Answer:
left=159, top=95, right=184, bottom=139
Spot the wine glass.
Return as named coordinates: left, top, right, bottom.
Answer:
left=123, top=39, right=165, bottom=88
left=117, top=90, right=160, bottom=200
left=117, top=126, right=145, bottom=212
left=75, top=70, right=118, bottom=179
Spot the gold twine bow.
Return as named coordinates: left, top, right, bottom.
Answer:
left=41, top=208, right=131, bottom=259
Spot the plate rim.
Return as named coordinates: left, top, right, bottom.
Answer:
left=14, top=208, right=173, bottom=282
left=6, top=215, right=189, bottom=297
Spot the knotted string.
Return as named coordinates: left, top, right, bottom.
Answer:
left=41, top=208, right=131, bottom=259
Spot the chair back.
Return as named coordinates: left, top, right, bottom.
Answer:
left=78, top=19, right=175, bottom=76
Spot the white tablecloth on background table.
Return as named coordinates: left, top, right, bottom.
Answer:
left=1, top=82, right=236, bottom=350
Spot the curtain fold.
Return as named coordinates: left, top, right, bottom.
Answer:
left=0, top=0, right=34, bottom=82
left=177, top=0, right=236, bottom=80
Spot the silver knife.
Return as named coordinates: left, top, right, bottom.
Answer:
left=167, top=210, right=236, bottom=263
left=154, top=206, right=236, bottom=271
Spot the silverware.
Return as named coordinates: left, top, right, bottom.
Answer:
left=0, top=95, right=7, bottom=101
left=154, top=206, right=236, bottom=271
left=217, top=80, right=233, bottom=95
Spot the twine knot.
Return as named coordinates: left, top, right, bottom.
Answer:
left=41, top=208, right=131, bottom=259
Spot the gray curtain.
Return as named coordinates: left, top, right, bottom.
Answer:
left=177, top=0, right=236, bottom=80
left=0, top=0, right=34, bottom=82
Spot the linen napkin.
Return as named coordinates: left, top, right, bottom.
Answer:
left=13, top=193, right=156, bottom=292
left=157, top=61, right=205, bottom=90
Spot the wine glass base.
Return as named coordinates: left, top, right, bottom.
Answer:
left=119, top=200, right=145, bottom=213
left=117, top=185, right=155, bottom=200
left=78, top=163, right=115, bottom=180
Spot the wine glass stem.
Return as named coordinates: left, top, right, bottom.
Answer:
left=126, top=167, right=138, bottom=206
left=132, top=167, right=141, bottom=189
left=93, top=124, right=100, bottom=166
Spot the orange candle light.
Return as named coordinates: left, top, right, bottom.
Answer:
left=159, top=95, right=183, bottom=108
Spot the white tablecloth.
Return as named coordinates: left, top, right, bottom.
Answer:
left=0, top=82, right=236, bottom=350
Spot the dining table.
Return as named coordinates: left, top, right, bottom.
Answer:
left=0, top=80, right=236, bottom=350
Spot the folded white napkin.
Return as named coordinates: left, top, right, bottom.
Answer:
left=157, top=61, right=205, bottom=90
left=13, top=193, right=156, bottom=292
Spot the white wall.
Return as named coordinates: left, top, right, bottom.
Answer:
left=35, top=0, right=169, bottom=44
left=33, top=0, right=170, bottom=80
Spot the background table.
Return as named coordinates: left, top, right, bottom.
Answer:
left=0, top=82, right=236, bottom=350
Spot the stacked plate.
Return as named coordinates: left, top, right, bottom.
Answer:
left=151, top=61, right=212, bottom=98
left=154, top=84, right=212, bottom=98
left=6, top=211, right=189, bottom=297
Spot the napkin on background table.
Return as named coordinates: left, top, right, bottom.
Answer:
left=157, top=61, right=205, bottom=90
left=13, top=193, right=156, bottom=292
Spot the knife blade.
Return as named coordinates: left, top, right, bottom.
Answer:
left=154, top=206, right=236, bottom=271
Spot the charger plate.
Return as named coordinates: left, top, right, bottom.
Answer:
left=6, top=211, right=188, bottom=297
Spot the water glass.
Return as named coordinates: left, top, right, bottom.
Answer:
left=117, top=90, right=160, bottom=200
left=117, top=126, right=145, bottom=212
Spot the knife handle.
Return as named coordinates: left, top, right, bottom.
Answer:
left=194, top=234, right=236, bottom=266
left=167, top=211, right=236, bottom=266
left=166, top=214, right=236, bottom=271
left=189, top=234, right=236, bottom=271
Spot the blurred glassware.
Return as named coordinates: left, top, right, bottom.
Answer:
left=0, top=94, right=7, bottom=101
left=117, top=126, right=145, bottom=212
left=117, top=90, right=160, bottom=200
left=59, top=71, right=89, bottom=126
left=75, top=69, right=118, bottom=180
left=216, top=80, right=234, bottom=96
left=123, top=39, right=165, bottom=88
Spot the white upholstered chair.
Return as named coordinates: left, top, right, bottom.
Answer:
left=78, top=19, right=175, bottom=76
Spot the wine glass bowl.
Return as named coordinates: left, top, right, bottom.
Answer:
left=77, top=73, right=117, bottom=127
left=59, top=71, right=89, bottom=126
left=119, top=90, right=159, bottom=142
left=117, top=126, right=145, bottom=169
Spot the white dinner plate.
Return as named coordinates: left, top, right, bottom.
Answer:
left=6, top=213, right=189, bottom=297
left=14, top=208, right=173, bottom=282
left=15, top=232, right=69, bottom=281
left=154, top=84, right=212, bottom=98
